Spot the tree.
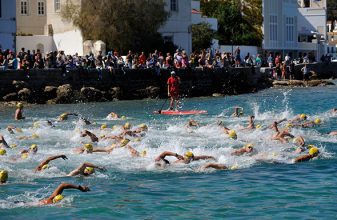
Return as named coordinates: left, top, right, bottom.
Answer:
left=201, top=0, right=263, bottom=46
left=328, top=0, right=337, bottom=21
left=192, top=23, right=215, bottom=51
left=61, top=0, right=169, bottom=54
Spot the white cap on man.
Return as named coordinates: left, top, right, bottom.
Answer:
left=171, top=71, right=176, bottom=75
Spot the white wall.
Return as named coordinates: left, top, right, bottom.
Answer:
left=16, top=35, right=55, bottom=55
left=53, top=29, right=84, bottom=55
left=220, top=45, right=258, bottom=58
left=0, top=0, right=16, bottom=50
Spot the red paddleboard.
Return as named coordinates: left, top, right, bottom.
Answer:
left=154, top=110, right=207, bottom=115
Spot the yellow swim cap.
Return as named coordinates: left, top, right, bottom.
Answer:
left=100, top=124, right=107, bottom=130
left=0, top=170, right=8, bottom=183
left=140, top=150, right=147, bottom=157
left=244, top=143, right=254, bottom=149
left=21, top=153, right=29, bottom=159
left=139, top=124, right=148, bottom=130
left=230, top=165, right=239, bottom=170
left=53, top=194, right=64, bottom=203
left=60, top=113, right=67, bottom=118
left=42, top=164, right=49, bottom=170
left=314, top=118, right=321, bottom=125
left=300, top=114, right=307, bottom=120
left=133, top=138, right=142, bottom=142
left=184, top=151, right=194, bottom=158
left=121, top=116, right=126, bottom=120
left=10, top=144, right=17, bottom=148
left=120, top=138, right=130, bottom=147
left=84, top=167, right=94, bottom=174
left=309, top=147, right=319, bottom=156
left=100, top=135, right=106, bottom=139
left=286, top=123, right=293, bottom=128
left=110, top=143, right=117, bottom=149
left=33, top=122, right=40, bottom=128
left=123, top=122, right=131, bottom=130
left=228, top=130, right=237, bottom=140
left=16, top=102, right=23, bottom=108
left=84, top=143, right=93, bottom=151
left=256, top=124, right=261, bottom=129
left=0, top=149, right=7, bottom=155
left=31, top=133, right=39, bottom=139
left=307, top=144, right=315, bottom=149
left=112, top=125, right=118, bottom=130
left=30, top=144, right=37, bottom=150
left=15, top=127, right=23, bottom=133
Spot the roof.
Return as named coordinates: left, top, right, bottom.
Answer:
left=192, top=9, right=201, bottom=14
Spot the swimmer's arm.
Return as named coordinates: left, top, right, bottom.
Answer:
left=92, top=148, right=111, bottom=153
left=82, top=162, right=106, bottom=171
left=203, top=163, right=227, bottom=170
left=193, top=155, right=216, bottom=161
left=126, top=145, right=140, bottom=157
left=48, top=183, right=90, bottom=199
left=155, top=151, right=180, bottom=161
left=81, top=130, right=98, bottom=142
left=36, top=155, right=68, bottom=171
left=294, top=155, right=313, bottom=163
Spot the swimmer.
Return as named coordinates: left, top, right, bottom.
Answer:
left=223, top=127, right=237, bottom=140
left=231, top=143, right=254, bottom=156
left=134, top=124, right=148, bottom=134
left=186, top=119, right=199, bottom=128
left=231, top=106, right=243, bottom=117
left=155, top=151, right=215, bottom=166
left=73, top=143, right=114, bottom=154
left=35, top=154, right=68, bottom=172
left=39, top=183, right=90, bottom=205
left=292, top=118, right=322, bottom=128
left=271, top=121, right=294, bottom=143
left=201, top=163, right=228, bottom=170
left=20, top=144, right=38, bottom=156
left=107, top=112, right=119, bottom=119
left=0, top=170, right=8, bottom=184
left=14, top=102, right=25, bottom=120
left=7, top=126, right=23, bottom=134
left=329, top=131, right=337, bottom=136
left=67, top=162, right=106, bottom=176
left=126, top=145, right=147, bottom=157
left=240, top=115, right=255, bottom=130
left=294, top=147, right=319, bottom=163
left=57, top=112, right=78, bottom=122
left=80, top=130, right=99, bottom=142
left=0, top=135, right=10, bottom=148
left=289, top=114, right=307, bottom=123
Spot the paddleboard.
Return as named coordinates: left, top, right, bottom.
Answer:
left=154, top=110, right=207, bottom=115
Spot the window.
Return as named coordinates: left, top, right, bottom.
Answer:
left=20, top=0, right=28, bottom=15
left=170, top=0, right=178, bottom=12
left=269, top=15, right=277, bottom=41
left=55, top=0, right=60, bottom=12
left=38, top=1, right=45, bottom=15
left=286, top=17, right=294, bottom=42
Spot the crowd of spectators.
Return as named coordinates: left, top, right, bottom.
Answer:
left=0, top=47, right=333, bottom=75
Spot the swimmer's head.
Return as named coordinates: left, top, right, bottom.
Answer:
left=123, top=122, right=131, bottom=130
left=42, top=164, right=49, bottom=170
left=30, top=144, right=38, bottom=153
left=140, top=150, right=147, bottom=157
left=121, top=116, right=126, bottom=120
left=112, top=125, right=118, bottom=130
left=184, top=151, right=194, bottom=160
left=16, top=102, right=23, bottom=109
left=133, top=137, right=142, bottom=142
left=53, top=194, right=64, bottom=203
left=244, top=143, right=254, bottom=152
left=255, top=124, right=261, bottom=129
left=0, top=170, right=8, bottom=183
left=0, top=149, right=7, bottom=156
left=84, top=167, right=94, bottom=175
left=100, top=124, right=107, bottom=130
left=314, top=118, right=321, bottom=125
left=139, top=123, right=148, bottom=131
left=300, top=114, right=307, bottom=120
left=309, top=147, right=319, bottom=156
left=84, top=143, right=93, bottom=153
left=21, top=152, right=29, bottom=159
left=31, top=133, right=39, bottom=139
left=120, top=138, right=130, bottom=147
left=228, top=130, right=237, bottom=140
left=59, top=113, right=68, bottom=120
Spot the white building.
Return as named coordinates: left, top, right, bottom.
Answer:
left=159, top=0, right=192, bottom=53
left=263, top=0, right=326, bottom=59
left=0, top=0, right=16, bottom=50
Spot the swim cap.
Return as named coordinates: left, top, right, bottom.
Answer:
left=256, top=124, right=261, bottom=129
left=112, top=125, right=118, bottom=130
left=60, top=113, right=67, bottom=119
left=120, top=138, right=130, bottom=147
left=228, top=130, right=237, bottom=140
left=10, top=144, right=17, bottom=148
left=309, top=147, right=319, bottom=156
left=0, top=149, right=6, bottom=155
left=100, top=124, right=107, bottom=130
left=84, top=143, right=93, bottom=152
left=314, top=118, right=321, bottom=125
left=184, top=151, right=194, bottom=158
left=84, top=166, right=94, bottom=174
left=286, top=123, right=293, bottom=128
left=30, top=144, right=38, bottom=152
left=123, top=122, right=131, bottom=130
left=42, top=164, right=49, bottom=170
left=230, top=165, right=239, bottom=170
left=21, top=153, right=29, bottom=159
left=100, top=135, right=106, bottom=138
left=121, top=116, right=126, bottom=120
left=140, top=150, right=147, bottom=157
left=171, top=71, right=176, bottom=75
left=31, top=133, right=39, bottom=139
left=53, top=194, right=64, bottom=203
left=133, top=138, right=142, bottom=142
left=139, top=124, right=148, bottom=130
left=293, top=137, right=300, bottom=144
left=0, top=170, right=8, bottom=183
left=300, top=114, right=307, bottom=120
left=244, top=143, right=254, bottom=150
left=16, top=102, right=23, bottom=108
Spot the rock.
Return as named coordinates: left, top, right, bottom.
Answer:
left=12, top=80, right=28, bottom=91
left=145, top=86, right=160, bottom=98
left=109, top=87, right=122, bottom=100
left=306, top=80, right=322, bottom=87
left=80, top=87, right=103, bottom=102
left=3, top=92, right=18, bottom=101
left=288, top=80, right=304, bottom=87
left=18, top=88, right=32, bottom=102
left=55, top=84, right=74, bottom=104
left=44, top=86, right=58, bottom=100
left=212, top=93, right=223, bottom=97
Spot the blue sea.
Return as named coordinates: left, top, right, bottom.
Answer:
left=0, top=85, right=336, bottom=219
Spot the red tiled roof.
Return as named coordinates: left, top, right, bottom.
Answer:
left=192, top=9, right=201, bottom=14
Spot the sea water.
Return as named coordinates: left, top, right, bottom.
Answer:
left=0, top=85, right=336, bottom=219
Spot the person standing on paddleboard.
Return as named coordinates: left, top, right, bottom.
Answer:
left=167, top=71, right=181, bottom=111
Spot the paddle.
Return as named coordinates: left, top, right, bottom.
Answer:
left=155, top=98, right=168, bottom=114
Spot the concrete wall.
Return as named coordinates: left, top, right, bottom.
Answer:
left=16, top=35, right=55, bottom=55
left=53, top=29, right=84, bottom=55
left=0, top=0, right=16, bottom=50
